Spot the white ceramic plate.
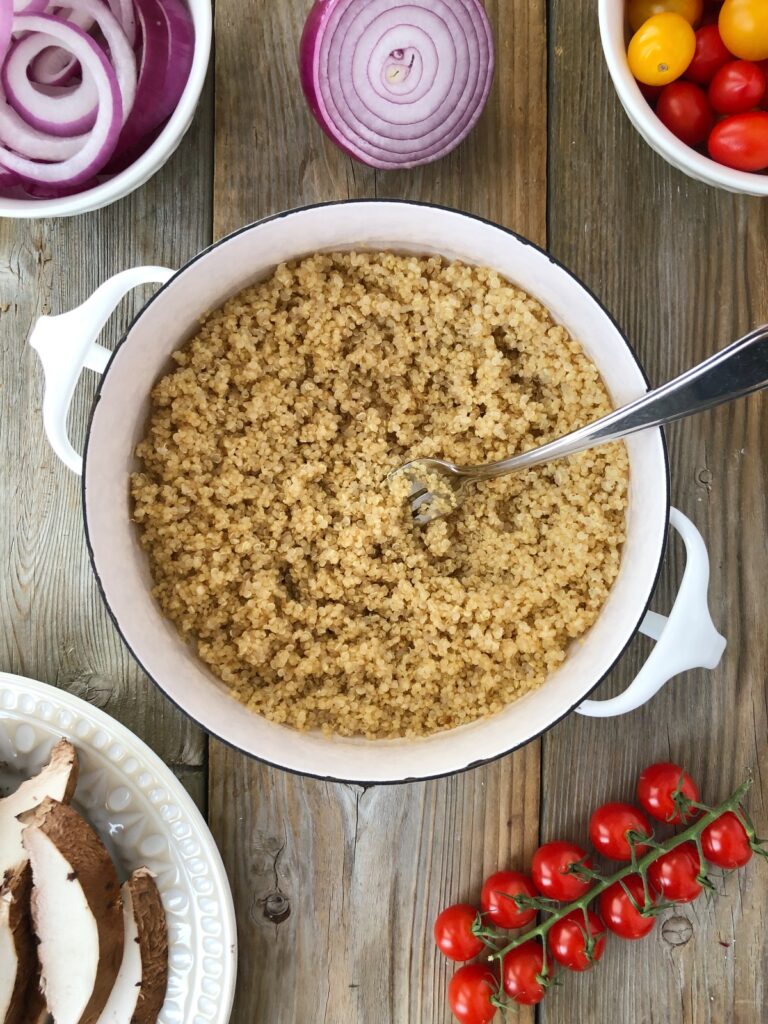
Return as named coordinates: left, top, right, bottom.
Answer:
left=0, top=671, right=236, bottom=1024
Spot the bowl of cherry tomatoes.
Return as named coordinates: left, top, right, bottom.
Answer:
left=599, top=0, right=768, bottom=195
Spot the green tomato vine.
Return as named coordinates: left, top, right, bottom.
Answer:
left=470, top=778, right=766, bottom=1015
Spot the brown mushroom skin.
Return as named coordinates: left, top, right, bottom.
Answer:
left=126, top=869, right=169, bottom=1024
left=0, top=865, right=42, bottom=1024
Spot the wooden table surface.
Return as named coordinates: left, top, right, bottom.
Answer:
left=1, top=1, right=767, bottom=1021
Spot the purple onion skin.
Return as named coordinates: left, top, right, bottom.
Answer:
left=299, top=0, right=496, bottom=171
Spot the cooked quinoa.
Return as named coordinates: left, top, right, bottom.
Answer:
left=131, top=253, right=628, bottom=739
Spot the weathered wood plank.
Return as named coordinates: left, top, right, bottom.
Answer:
left=543, top=3, right=768, bottom=1022
left=209, top=1, right=547, bottom=1020
left=0, top=71, right=215, bottom=792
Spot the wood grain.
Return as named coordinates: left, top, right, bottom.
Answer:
left=543, top=3, right=768, bottom=1022
left=208, top=1, right=547, bottom=1021
left=0, top=71, right=215, bottom=792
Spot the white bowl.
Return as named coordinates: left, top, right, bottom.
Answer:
left=598, top=0, right=768, bottom=196
left=0, top=0, right=212, bottom=219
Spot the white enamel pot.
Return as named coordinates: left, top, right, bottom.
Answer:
left=29, top=201, right=727, bottom=784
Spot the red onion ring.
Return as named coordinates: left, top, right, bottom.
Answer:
left=106, top=0, right=135, bottom=47
left=0, top=85, right=85, bottom=157
left=30, top=7, right=95, bottom=86
left=12, top=0, right=48, bottom=12
left=0, top=1, right=11, bottom=64
left=300, top=0, right=495, bottom=169
left=3, top=33, right=99, bottom=134
left=117, top=0, right=192, bottom=150
left=0, top=13, right=121, bottom=184
left=5, top=0, right=135, bottom=131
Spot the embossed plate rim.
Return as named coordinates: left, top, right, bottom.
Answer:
left=0, top=670, right=237, bottom=1024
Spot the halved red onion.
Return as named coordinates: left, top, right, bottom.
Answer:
left=0, top=86, right=85, bottom=157
left=300, top=0, right=495, bottom=169
left=0, top=13, right=121, bottom=184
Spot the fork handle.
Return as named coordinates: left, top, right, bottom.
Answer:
left=467, top=324, right=768, bottom=479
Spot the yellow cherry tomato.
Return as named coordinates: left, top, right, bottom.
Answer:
left=627, top=13, right=697, bottom=85
left=628, top=0, right=703, bottom=34
left=719, top=0, right=768, bottom=61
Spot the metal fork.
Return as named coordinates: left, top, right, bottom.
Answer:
left=390, top=325, right=768, bottom=526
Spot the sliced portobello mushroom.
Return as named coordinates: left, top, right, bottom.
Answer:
left=98, top=868, right=169, bottom=1024
left=0, top=738, right=79, bottom=883
left=20, top=798, right=123, bottom=1024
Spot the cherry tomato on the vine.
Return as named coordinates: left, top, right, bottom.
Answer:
left=701, top=810, right=753, bottom=867
left=708, top=110, right=768, bottom=167
left=709, top=59, right=767, bottom=112
left=547, top=909, right=607, bottom=971
left=637, top=763, right=700, bottom=824
left=531, top=841, right=593, bottom=902
left=434, top=904, right=485, bottom=962
left=658, top=81, right=715, bottom=143
left=589, top=803, right=653, bottom=861
left=448, top=964, right=498, bottom=1024
left=628, top=0, right=704, bottom=33
left=648, top=841, right=703, bottom=902
left=628, top=13, right=698, bottom=86
left=719, top=0, right=768, bottom=62
left=501, top=940, right=546, bottom=1006
left=685, top=24, right=734, bottom=84
left=480, top=871, right=538, bottom=930
left=598, top=874, right=656, bottom=940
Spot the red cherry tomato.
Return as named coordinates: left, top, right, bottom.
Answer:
left=637, top=763, right=700, bottom=824
left=708, top=110, right=768, bottom=168
left=434, top=904, right=485, bottom=962
left=501, top=940, right=546, bottom=1006
left=480, top=871, right=537, bottom=930
left=709, top=59, right=767, bottom=112
left=658, top=80, right=715, bottom=142
left=701, top=811, right=753, bottom=867
left=547, top=910, right=607, bottom=971
left=685, top=24, right=734, bottom=83
left=648, top=842, right=703, bottom=902
left=531, top=841, right=593, bottom=902
left=598, top=874, right=656, bottom=940
left=448, top=964, right=498, bottom=1024
left=589, top=803, right=653, bottom=861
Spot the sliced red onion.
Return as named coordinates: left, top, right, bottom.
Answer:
left=106, top=0, right=135, bottom=48
left=3, top=34, right=99, bottom=134
left=12, top=0, right=47, bottom=11
left=0, top=86, right=85, bottom=157
left=50, top=0, right=136, bottom=120
left=0, top=0, right=11, bottom=64
left=30, top=6, right=95, bottom=86
left=118, top=0, right=192, bottom=149
left=300, top=0, right=495, bottom=169
left=30, top=46, right=81, bottom=86
left=0, top=13, right=121, bottom=184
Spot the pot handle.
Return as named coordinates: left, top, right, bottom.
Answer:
left=29, top=266, right=175, bottom=476
left=577, top=508, right=726, bottom=717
